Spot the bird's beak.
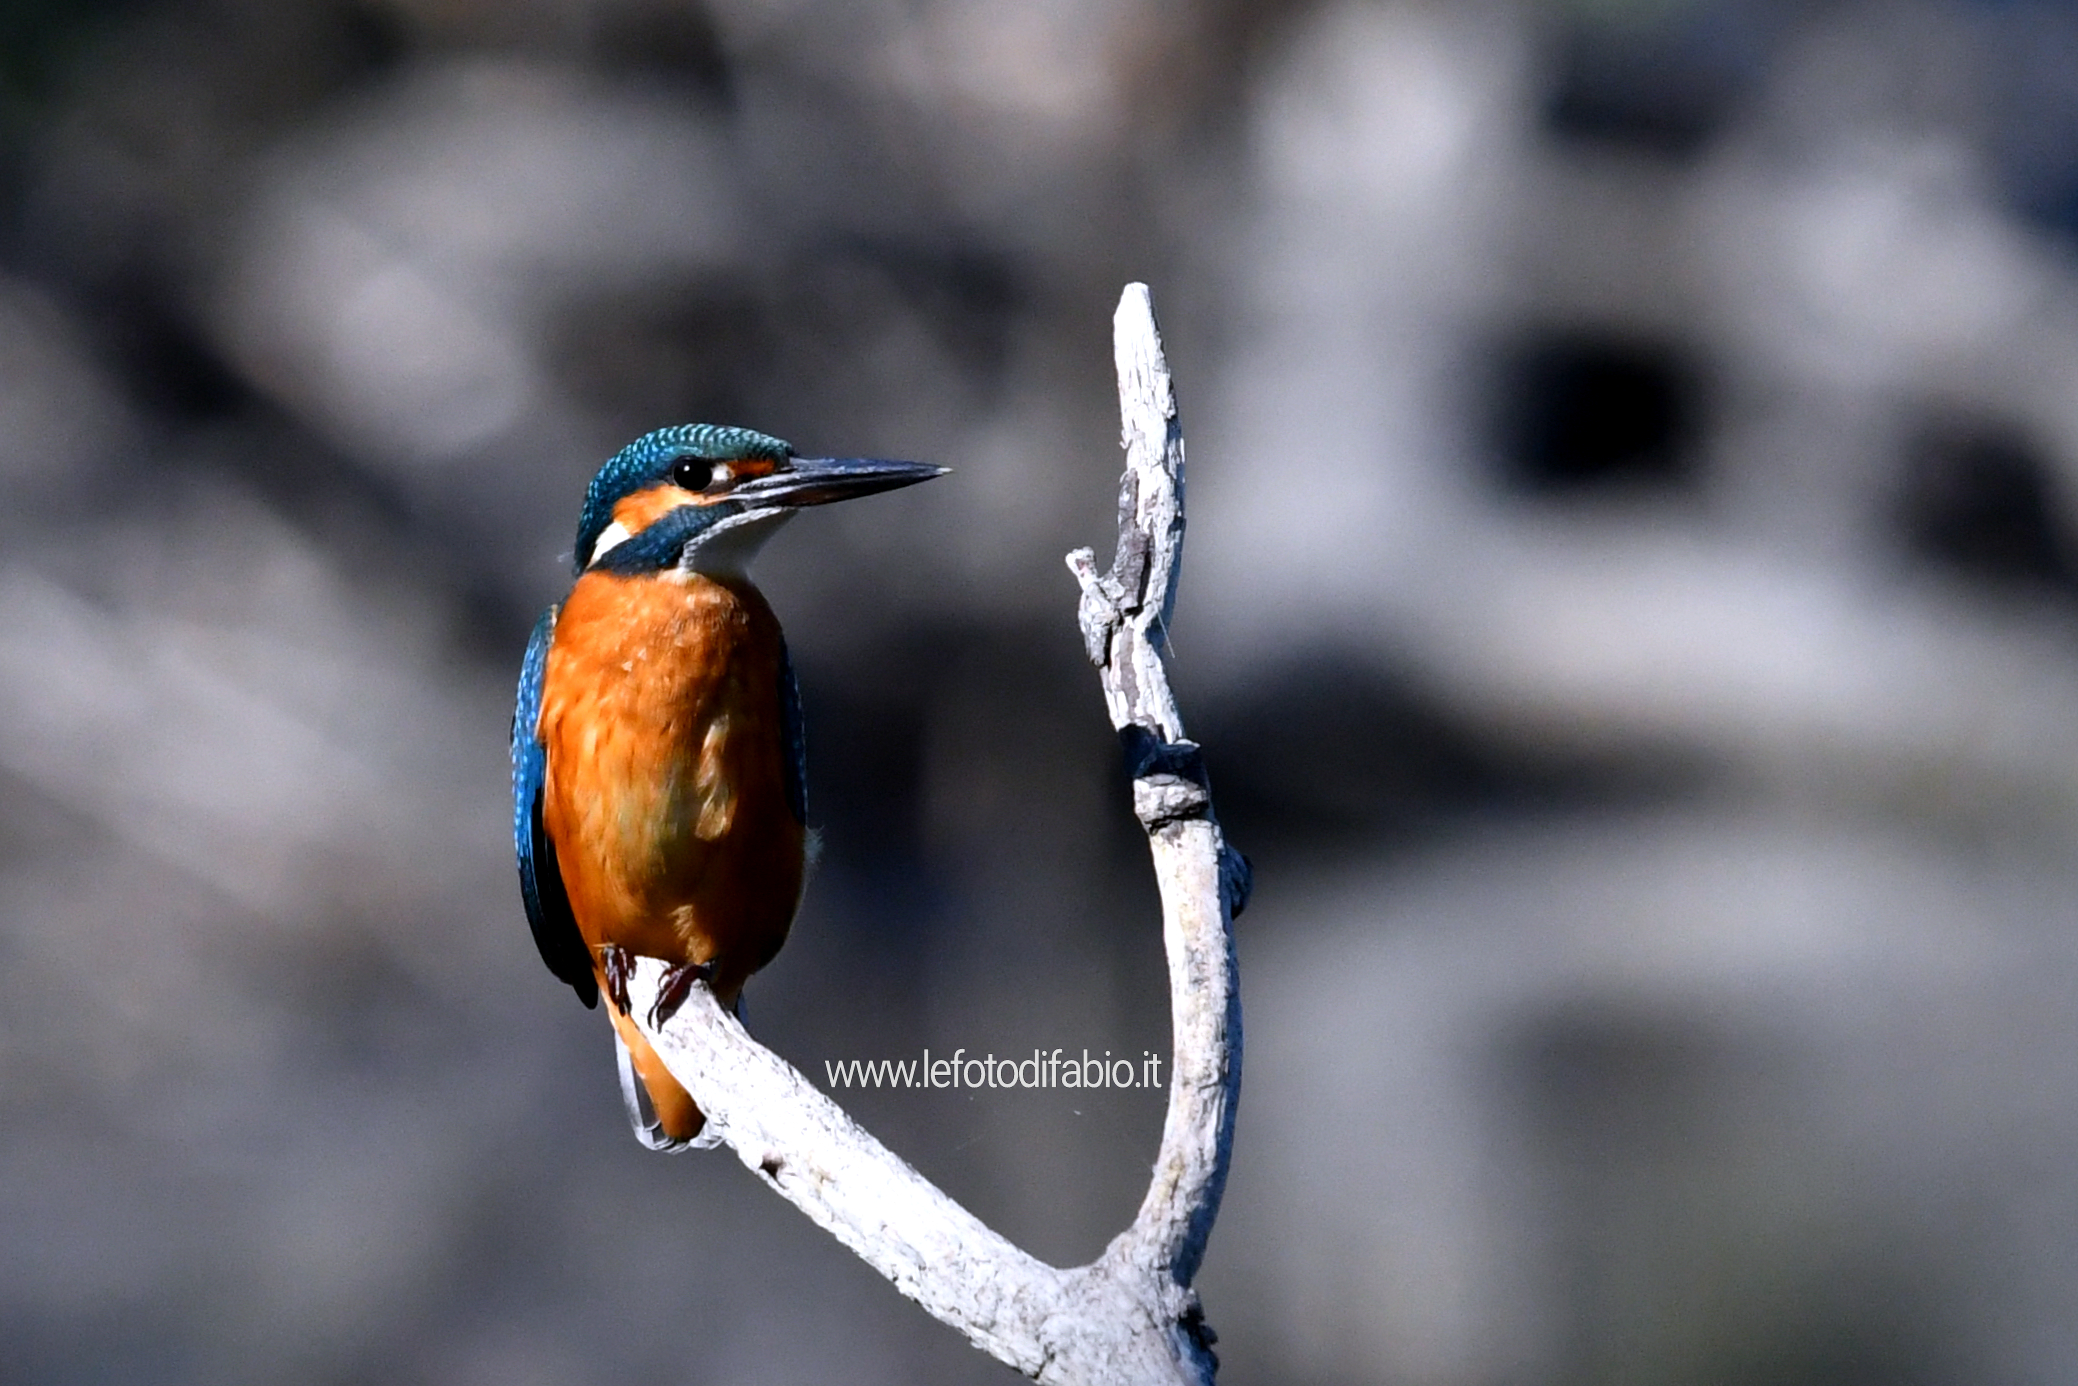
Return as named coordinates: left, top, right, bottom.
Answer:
left=731, top=457, right=948, bottom=510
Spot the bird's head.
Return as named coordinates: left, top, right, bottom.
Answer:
left=573, top=423, right=946, bottom=578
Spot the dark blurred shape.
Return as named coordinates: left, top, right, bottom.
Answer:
left=1510, top=1002, right=1956, bottom=1386
left=834, top=237, right=1025, bottom=392
left=0, top=0, right=140, bottom=133
left=592, top=1, right=731, bottom=99
left=1977, top=0, right=2078, bottom=240
left=1511, top=997, right=1723, bottom=1153
left=1203, top=655, right=1494, bottom=854
left=544, top=275, right=772, bottom=431
left=797, top=646, right=934, bottom=877
left=1541, top=0, right=1775, bottom=157
left=1897, top=416, right=2078, bottom=593
left=1684, top=1312, right=1947, bottom=1386
left=1497, top=329, right=1703, bottom=496
left=337, top=1, right=409, bottom=75
left=1201, top=653, right=1706, bottom=862
left=88, top=280, right=251, bottom=420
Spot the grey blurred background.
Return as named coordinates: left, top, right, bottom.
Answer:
left=5, top=0, right=2078, bottom=1382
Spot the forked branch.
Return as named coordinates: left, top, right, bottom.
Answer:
left=626, top=283, right=1245, bottom=1385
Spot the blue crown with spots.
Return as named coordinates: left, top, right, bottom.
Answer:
left=574, top=424, right=793, bottom=573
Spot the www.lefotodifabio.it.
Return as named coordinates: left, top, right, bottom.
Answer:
left=823, top=1049, right=1165, bottom=1090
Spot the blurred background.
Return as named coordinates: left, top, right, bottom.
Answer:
left=7, top=0, right=2078, bottom=1381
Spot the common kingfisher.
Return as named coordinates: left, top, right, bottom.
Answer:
left=511, top=423, right=944, bottom=1150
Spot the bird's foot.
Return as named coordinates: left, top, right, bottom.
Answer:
left=602, top=944, right=636, bottom=1017
left=650, top=960, right=715, bottom=1029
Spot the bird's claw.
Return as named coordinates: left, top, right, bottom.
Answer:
left=601, top=947, right=713, bottom=1028
left=650, top=960, right=715, bottom=1029
left=602, top=944, right=635, bottom=1016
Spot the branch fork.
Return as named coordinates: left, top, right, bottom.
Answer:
left=624, top=283, right=1243, bottom=1385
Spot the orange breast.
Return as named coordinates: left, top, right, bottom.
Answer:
left=536, top=568, right=805, bottom=1000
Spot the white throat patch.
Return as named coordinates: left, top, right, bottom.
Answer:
left=587, top=519, right=635, bottom=565
left=683, top=508, right=795, bottom=579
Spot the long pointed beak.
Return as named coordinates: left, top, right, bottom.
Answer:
left=732, top=457, right=948, bottom=510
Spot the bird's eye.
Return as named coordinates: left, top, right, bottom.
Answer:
left=672, top=460, right=734, bottom=494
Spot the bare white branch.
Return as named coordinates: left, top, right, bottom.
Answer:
left=1069, top=284, right=1244, bottom=1300
left=628, top=283, right=1243, bottom=1386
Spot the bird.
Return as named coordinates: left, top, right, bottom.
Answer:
left=511, top=423, right=945, bottom=1150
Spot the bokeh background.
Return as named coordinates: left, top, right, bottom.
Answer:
left=7, top=0, right=2078, bottom=1381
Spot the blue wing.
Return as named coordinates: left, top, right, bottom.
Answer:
left=513, top=605, right=598, bottom=1008
left=779, top=638, right=807, bottom=825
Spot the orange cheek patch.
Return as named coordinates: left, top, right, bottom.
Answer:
left=612, top=484, right=706, bottom=535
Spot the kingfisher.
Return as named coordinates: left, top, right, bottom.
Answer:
left=511, top=423, right=944, bottom=1150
